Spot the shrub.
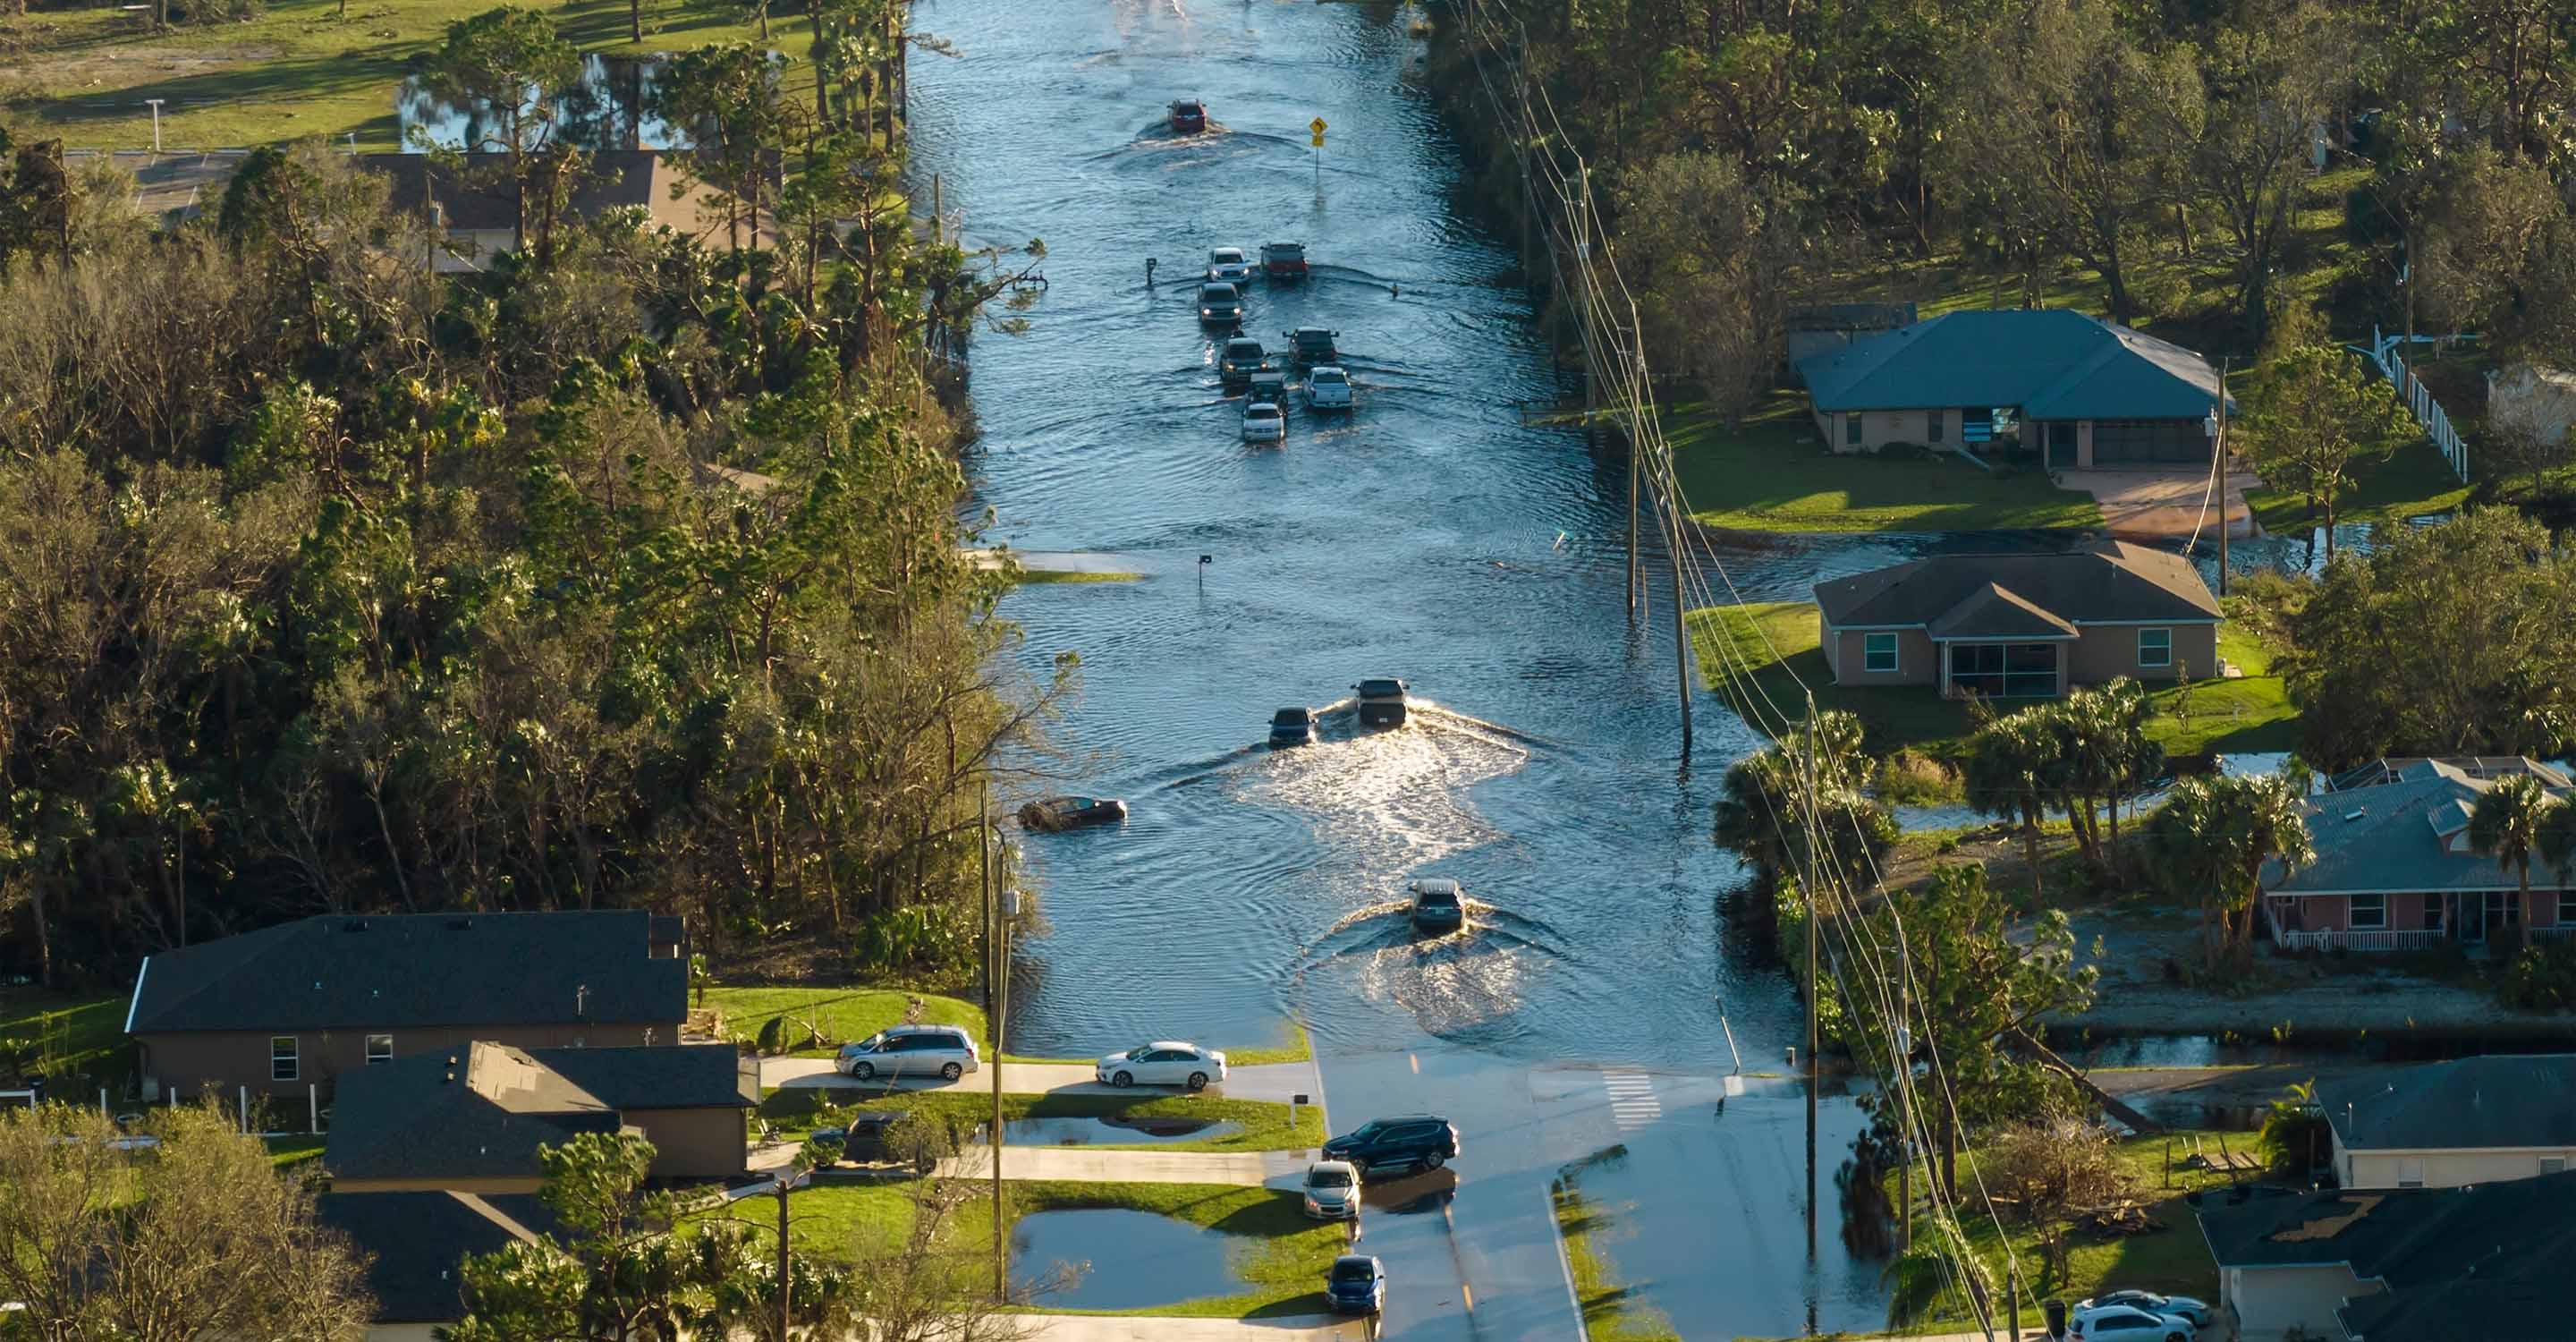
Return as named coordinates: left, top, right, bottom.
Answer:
left=1987, top=1117, right=2129, bottom=1226
left=2499, top=939, right=2576, bottom=1011
left=1877, top=749, right=1962, bottom=806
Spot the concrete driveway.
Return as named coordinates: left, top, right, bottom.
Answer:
left=761, top=1057, right=1327, bottom=1106
left=2059, top=467, right=2261, bottom=541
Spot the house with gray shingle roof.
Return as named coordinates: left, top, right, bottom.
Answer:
left=2261, top=759, right=2576, bottom=952
left=2317, top=1056, right=2576, bottom=1191
left=1810, top=541, right=2220, bottom=700
left=325, top=1040, right=754, bottom=1192
left=1796, top=308, right=2231, bottom=465
left=126, top=910, right=687, bottom=1104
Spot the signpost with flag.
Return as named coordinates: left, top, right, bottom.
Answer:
left=1309, top=116, right=1326, bottom=190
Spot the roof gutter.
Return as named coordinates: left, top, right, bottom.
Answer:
left=124, top=956, right=149, bottom=1035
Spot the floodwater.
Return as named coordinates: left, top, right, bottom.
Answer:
left=973, top=1116, right=1244, bottom=1146
left=1011, top=1208, right=1239, bottom=1311
left=397, top=55, right=692, bottom=153
left=903, top=2, right=2414, bottom=1337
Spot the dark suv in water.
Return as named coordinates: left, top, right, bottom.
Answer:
left=1353, top=676, right=1408, bottom=726
left=1321, top=1115, right=1460, bottom=1177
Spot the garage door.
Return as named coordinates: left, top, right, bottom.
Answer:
left=2090, top=419, right=2207, bottom=465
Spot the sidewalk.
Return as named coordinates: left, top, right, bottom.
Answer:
left=762, top=1057, right=1326, bottom=1106
left=936, top=1146, right=1317, bottom=1187
left=1022, top=1314, right=1356, bottom=1342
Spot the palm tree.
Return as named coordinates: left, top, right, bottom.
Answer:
left=2146, top=774, right=2315, bottom=966
left=2470, top=775, right=2563, bottom=947
left=1713, top=709, right=1887, bottom=894
left=1965, top=715, right=2057, bottom=900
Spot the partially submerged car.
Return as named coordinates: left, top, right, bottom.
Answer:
left=1242, top=401, right=1285, bottom=443
left=1409, top=878, right=1465, bottom=933
left=1354, top=676, right=1409, bottom=726
left=1283, top=326, right=1338, bottom=364
left=1270, top=706, right=1317, bottom=747
left=1305, top=364, right=1352, bottom=411
left=1019, top=795, right=1129, bottom=832
left=1206, top=246, right=1252, bottom=283
left=1218, top=336, right=1267, bottom=386
left=1168, top=98, right=1208, bottom=133
left=1260, top=241, right=1309, bottom=280
left=1198, top=282, right=1244, bottom=326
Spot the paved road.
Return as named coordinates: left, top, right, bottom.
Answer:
left=762, top=1057, right=1327, bottom=1106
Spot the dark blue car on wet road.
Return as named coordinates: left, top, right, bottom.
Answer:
left=1321, top=1115, right=1460, bottom=1177
left=1325, top=1254, right=1385, bottom=1314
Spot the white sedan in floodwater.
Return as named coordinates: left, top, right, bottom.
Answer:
left=1096, top=1041, right=1230, bottom=1091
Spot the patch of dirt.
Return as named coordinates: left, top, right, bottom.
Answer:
left=2059, top=911, right=2539, bottom=1034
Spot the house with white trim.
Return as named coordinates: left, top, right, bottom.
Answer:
left=2317, top=1056, right=2576, bottom=1190
left=2260, top=758, right=2575, bottom=952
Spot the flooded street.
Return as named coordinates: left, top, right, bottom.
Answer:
left=902, top=2, right=2318, bottom=1336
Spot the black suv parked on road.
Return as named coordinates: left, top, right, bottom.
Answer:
left=1321, top=1115, right=1460, bottom=1176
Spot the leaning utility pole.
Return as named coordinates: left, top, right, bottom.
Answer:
left=1896, top=942, right=1913, bottom=1253
left=1801, top=698, right=1821, bottom=1254
left=1665, top=471, right=1693, bottom=752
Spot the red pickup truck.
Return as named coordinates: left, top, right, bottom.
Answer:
left=1260, top=241, right=1309, bottom=280
left=1168, top=98, right=1207, bottom=134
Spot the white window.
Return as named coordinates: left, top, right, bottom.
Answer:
left=365, top=1035, right=394, bottom=1066
left=270, top=1036, right=299, bottom=1083
left=2542, top=1157, right=2565, bottom=1176
left=2398, top=1157, right=2426, bottom=1187
left=1863, top=633, right=1899, bottom=674
left=2137, top=627, right=2173, bottom=668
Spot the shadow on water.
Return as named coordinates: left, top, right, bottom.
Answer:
left=1012, top=1209, right=1240, bottom=1311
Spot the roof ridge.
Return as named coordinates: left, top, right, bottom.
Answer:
left=133, top=916, right=315, bottom=1033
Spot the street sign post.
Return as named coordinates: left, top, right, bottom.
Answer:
left=1309, top=117, right=1326, bottom=190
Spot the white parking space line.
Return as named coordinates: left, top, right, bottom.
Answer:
left=1602, top=1070, right=1662, bottom=1131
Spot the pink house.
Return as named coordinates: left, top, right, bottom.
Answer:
left=2261, top=758, right=2576, bottom=952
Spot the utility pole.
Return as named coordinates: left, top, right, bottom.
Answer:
left=979, top=791, right=993, bottom=1007
left=1896, top=942, right=1912, bottom=1254
left=1801, top=697, right=1820, bottom=1255
left=983, top=809, right=1007, bottom=1300
left=774, top=1171, right=795, bottom=1341
left=1665, top=472, right=1692, bottom=752
left=1626, top=412, right=1640, bottom=620
left=2216, top=356, right=2232, bottom=599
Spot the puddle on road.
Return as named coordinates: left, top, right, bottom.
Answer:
left=1013, top=1209, right=1240, bottom=1310
left=973, top=1116, right=1243, bottom=1146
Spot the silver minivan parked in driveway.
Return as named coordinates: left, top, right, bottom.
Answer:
left=837, top=1023, right=980, bottom=1082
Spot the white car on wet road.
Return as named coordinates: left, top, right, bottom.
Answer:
left=1304, top=365, right=1352, bottom=412
left=1206, top=247, right=1254, bottom=283
left=1243, top=401, right=1285, bottom=442
left=1301, top=1160, right=1360, bottom=1219
left=1096, top=1040, right=1230, bottom=1091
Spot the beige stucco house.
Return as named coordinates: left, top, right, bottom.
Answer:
left=1811, top=542, right=2221, bottom=701
left=2316, top=1055, right=2576, bottom=1190
left=1796, top=308, right=2232, bottom=467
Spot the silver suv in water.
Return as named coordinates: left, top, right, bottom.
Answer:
left=1354, top=676, right=1408, bottom=726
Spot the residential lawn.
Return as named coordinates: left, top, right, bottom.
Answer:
left=1552, top=1149, right=1679, bottom=1342
left=263, top=1133, right=326, bottom=1168
left=5, top=0, right=803, bottom=152
left=757, top=1087, right=1327, bottom=1154
left=0, top=990, right=132, bottom=1091
left=974, top=1179, right=1344, bottom=1319
left=693, top=1177, right=926, bottom=1264
left=1665, top=391, right=2106, bottom=534
left=704, top=985, right=1311, bottom=1067
left=1688, top=602, right=2300, bottom=760
left=2243, top=437, right=2475, bottom=533
left=1878, top=1128, right=2239, bottom=1334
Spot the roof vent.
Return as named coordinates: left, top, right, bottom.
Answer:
left=447, top=917, right=472, bottom=930
left=2343, top=808, right=2367, bottom=823
left=343, top=919, right=369, bottom=932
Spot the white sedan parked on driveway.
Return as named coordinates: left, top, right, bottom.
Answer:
left=1097, top=1041, right=1230, bottom=1091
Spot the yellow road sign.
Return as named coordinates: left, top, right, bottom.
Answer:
left=1310, top=132, right=1325, bottom=148
left=1309, top=116, right=1327, bottom=136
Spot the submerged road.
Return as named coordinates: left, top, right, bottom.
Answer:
left=904, top=1, right=1947, bottom=1335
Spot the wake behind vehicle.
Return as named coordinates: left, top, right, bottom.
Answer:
left=1095, top=1041, right=1229, bottom=1091
left=1019, top=795, right=1128, bottom=832
left=1168, top=98, right=1208, bottom=133
left=1206, top=247, right=1252, bottom=283
left=1284, top=326, right=1339, bottom=365
left=1325, top=1254, right=1385, bottom=1314
left=1242, top=401, right=1285, bottom=443
left=837, top=1024, right=979, bottom=1082
left=1270, top=706, right=1317, bottom=747
left=1354, top=676, right=1409, bottom=726
left=1218, top=336, right=1267, bottom=386
left=1408, top=878, right=1464, bottom=933
left=1246, top=366, right=1287, bottom=407
left=1260, top=241, right=1309, bottom=281
left=1199, top=282, right=1244, bottom=327
left=1305, top=365, right=1352, bottom=412
left=1321, top=1115, right=1460, bottom=1177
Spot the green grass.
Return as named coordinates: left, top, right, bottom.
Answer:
left=1551, top=1150, right=1679, bottom=1342
left=7, top=0, right=801, bottom=152
left=1878, top=1128, right=2237, bottom=1334
left=694, top=1178, right=924, bottom=1264
left=758, top=1087, right=1327, bottom=1154
left=704, top=985, right=1311, bottom=1066
left=981, top=1180, right=1345, bottom=1319
left=2243, top=437, right=2477, bottom=533
left=1665, top=391, right=2106, bottom=534
left=1689, top=602, right=2300, bottom=759
left=1017, top=570, right=1146, bottom=584
left=263, top=1134, right=326, bottom=1168
left=0, top=991, right=131, bottom=1091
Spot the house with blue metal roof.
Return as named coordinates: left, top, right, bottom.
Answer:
left=1796, top=308, right=2233, bottom=466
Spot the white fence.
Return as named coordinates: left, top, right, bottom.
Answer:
left=2361, top=329, right=2470, bottom=482
left=2263, top=898, right=2449, bottom=952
